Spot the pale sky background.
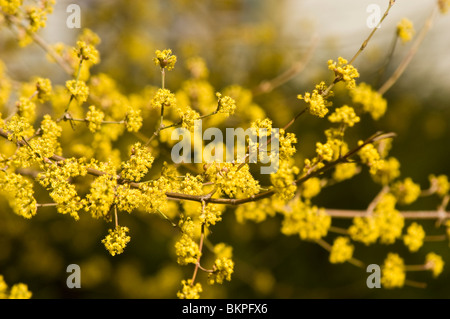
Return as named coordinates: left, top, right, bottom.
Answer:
left=281, top=0, right=450, bottom=97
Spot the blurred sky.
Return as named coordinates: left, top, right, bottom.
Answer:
left=282, top=0, right=450, bottom=98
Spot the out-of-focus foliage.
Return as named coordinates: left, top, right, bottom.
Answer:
left=1, top=0, right=450, bottom=299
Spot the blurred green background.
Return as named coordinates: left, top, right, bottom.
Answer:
left=0, top=0, right=449, bottom=298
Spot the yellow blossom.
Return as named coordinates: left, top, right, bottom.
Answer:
left=328, top=105, right=360, bottom=127
left=74, top=40, right=100, bottom=64
left=397, top=18, right=415, bottom=43
left=177, top=279, right=202, bottom=299
left=428, top=174, right=449, bottom=197
left=329, top=237, right=354, bottom=264
left=439, top=0, right=450, bottom=13
left=391, top=177, right=421, bottom=205
left=125, top=106, right=143, bottom=132
left=175, top=234, right=200, bottom=265
left=403, top=222, right=425, bottom=252
left=348, top=216, right=379, bottom=245
left=333, top=162, right=359, bottom=182
left=301, top=177, right=322, bottom=199
left=328, top=57, right=359, bottom=89
left=425, top=252, right=444, bottom=277
left=235, top=198, right=276, bottom=224
left=281, top=198, right=331, bottom=241
left=66, top=80, right=89, bottom=102
left=154, top=49, right=177, bottom=71
left=381, top=253, right=405, bottom=288
left=151, top=88, right=176, bottom=109
left=216, top=92, right=236, bottom=116
left=102, top=226, right=131, bottom=256
left=121, top=142, right=154, bottom=182
left=35, top=77, right=52, bottom=103
left=270, top=159, right=299, bottom=201
left=0, top=0, right=22, bottom=15
left=86, top=105, right=105, bottom=133
left=208, top=257, right=234, bottom=285
left=372, top=157, right=401, bottom=185
left=350, top=82, right=387, bottom=120
left=298, top=81, right=332, bottom=118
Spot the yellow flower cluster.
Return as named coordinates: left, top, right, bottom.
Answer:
left=329, top=237, right=354, bottom=264
left=403, top=222, right=425, bottom=252
left=297, top=81, right=332, bottom=118
left=38, top=159, right=87, bottom=220
left=439, top=0, right=450, bottom=13
left=373, top=193, right=404, bottom=244
left=390, top=177, right=421, bottom=205
left=0, top=172, right=37, bottom=219
left=349, top=194, right=404, bottom=245
left=372, top=157, right=400, bottom=185
left=315, top=141, right=333, bottom=162
left=397, top=18, right=415, bottom=44
left=278, top=129, right=297, bottom=161
left=177, top=279, right=202, bottom=299
left=328, top=105, right=360, bottom=127
left=16, top=97, right=36, bottom=122
left=151, top=88, right=177, bottom=109
left=178, top=106, right=200, bottom=131
left=178, top=173, right=203, bottom=195
left=139, top=177, right=169, bottom=213
left=348, top=216, right=379, bottom=245
left=333, top=162, right=359, bottom=182
left=74, top=40, right=100, bottom=64
left=328, top=57, right=360, bottom=89
left=350, top=82, right=387, bottom=120
left=0, top=0, right=21, bottom=15
left=235, top=198, right=275, bottom=224
left=381, top=253, right=405, bottom=288
left=301, top=177, right=322, bottom=199
left=125, top=106, right=143, bottom=132
left=358, top=142, right=384, bottom=175
left=428, top=174, right=449, bottom=197
left=102, top=226, right=131, bottom=256
left=270, top=160, right=299, bottom=201
left=26, top=6, right=47, bottom=32
left=4, top=114, right=34, bottom=142
left=115, top=184, right=143, bottom=213
left=175, top=234, right=200, bottom=265
left=66, top=80, right=89, bottom=103
left=216, top=92, right=236, bottom=116
left=121, top=143, right=154, bottom=182
left=208, top=257, right=234, bottom=285
left=199, top=204, right=223, bottom=226
left=0, top=275, right=32, bottom=299
left=425, top=252, right=444, bottom=277
left=154, top=49, right=177, bottom=71
left=205, top=163, right=260, bottom=198
left=85, top=173, right=117, bottom=220
left=177, top=79, right=216, bottom=115
left=281, top=198, right=331, bottom=241
left=35, top=77, right=52, bottom=103
left=85, top=105, right=105, bottom=133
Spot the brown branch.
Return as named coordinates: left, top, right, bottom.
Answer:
left=378, top=5, right=438, bottom=95
left=0, top=127, right=395, bottom=207
left=325, top=209, right=450, bottom=220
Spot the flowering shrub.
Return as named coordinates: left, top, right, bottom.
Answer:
left=0, top=0, right=449, bottom=298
